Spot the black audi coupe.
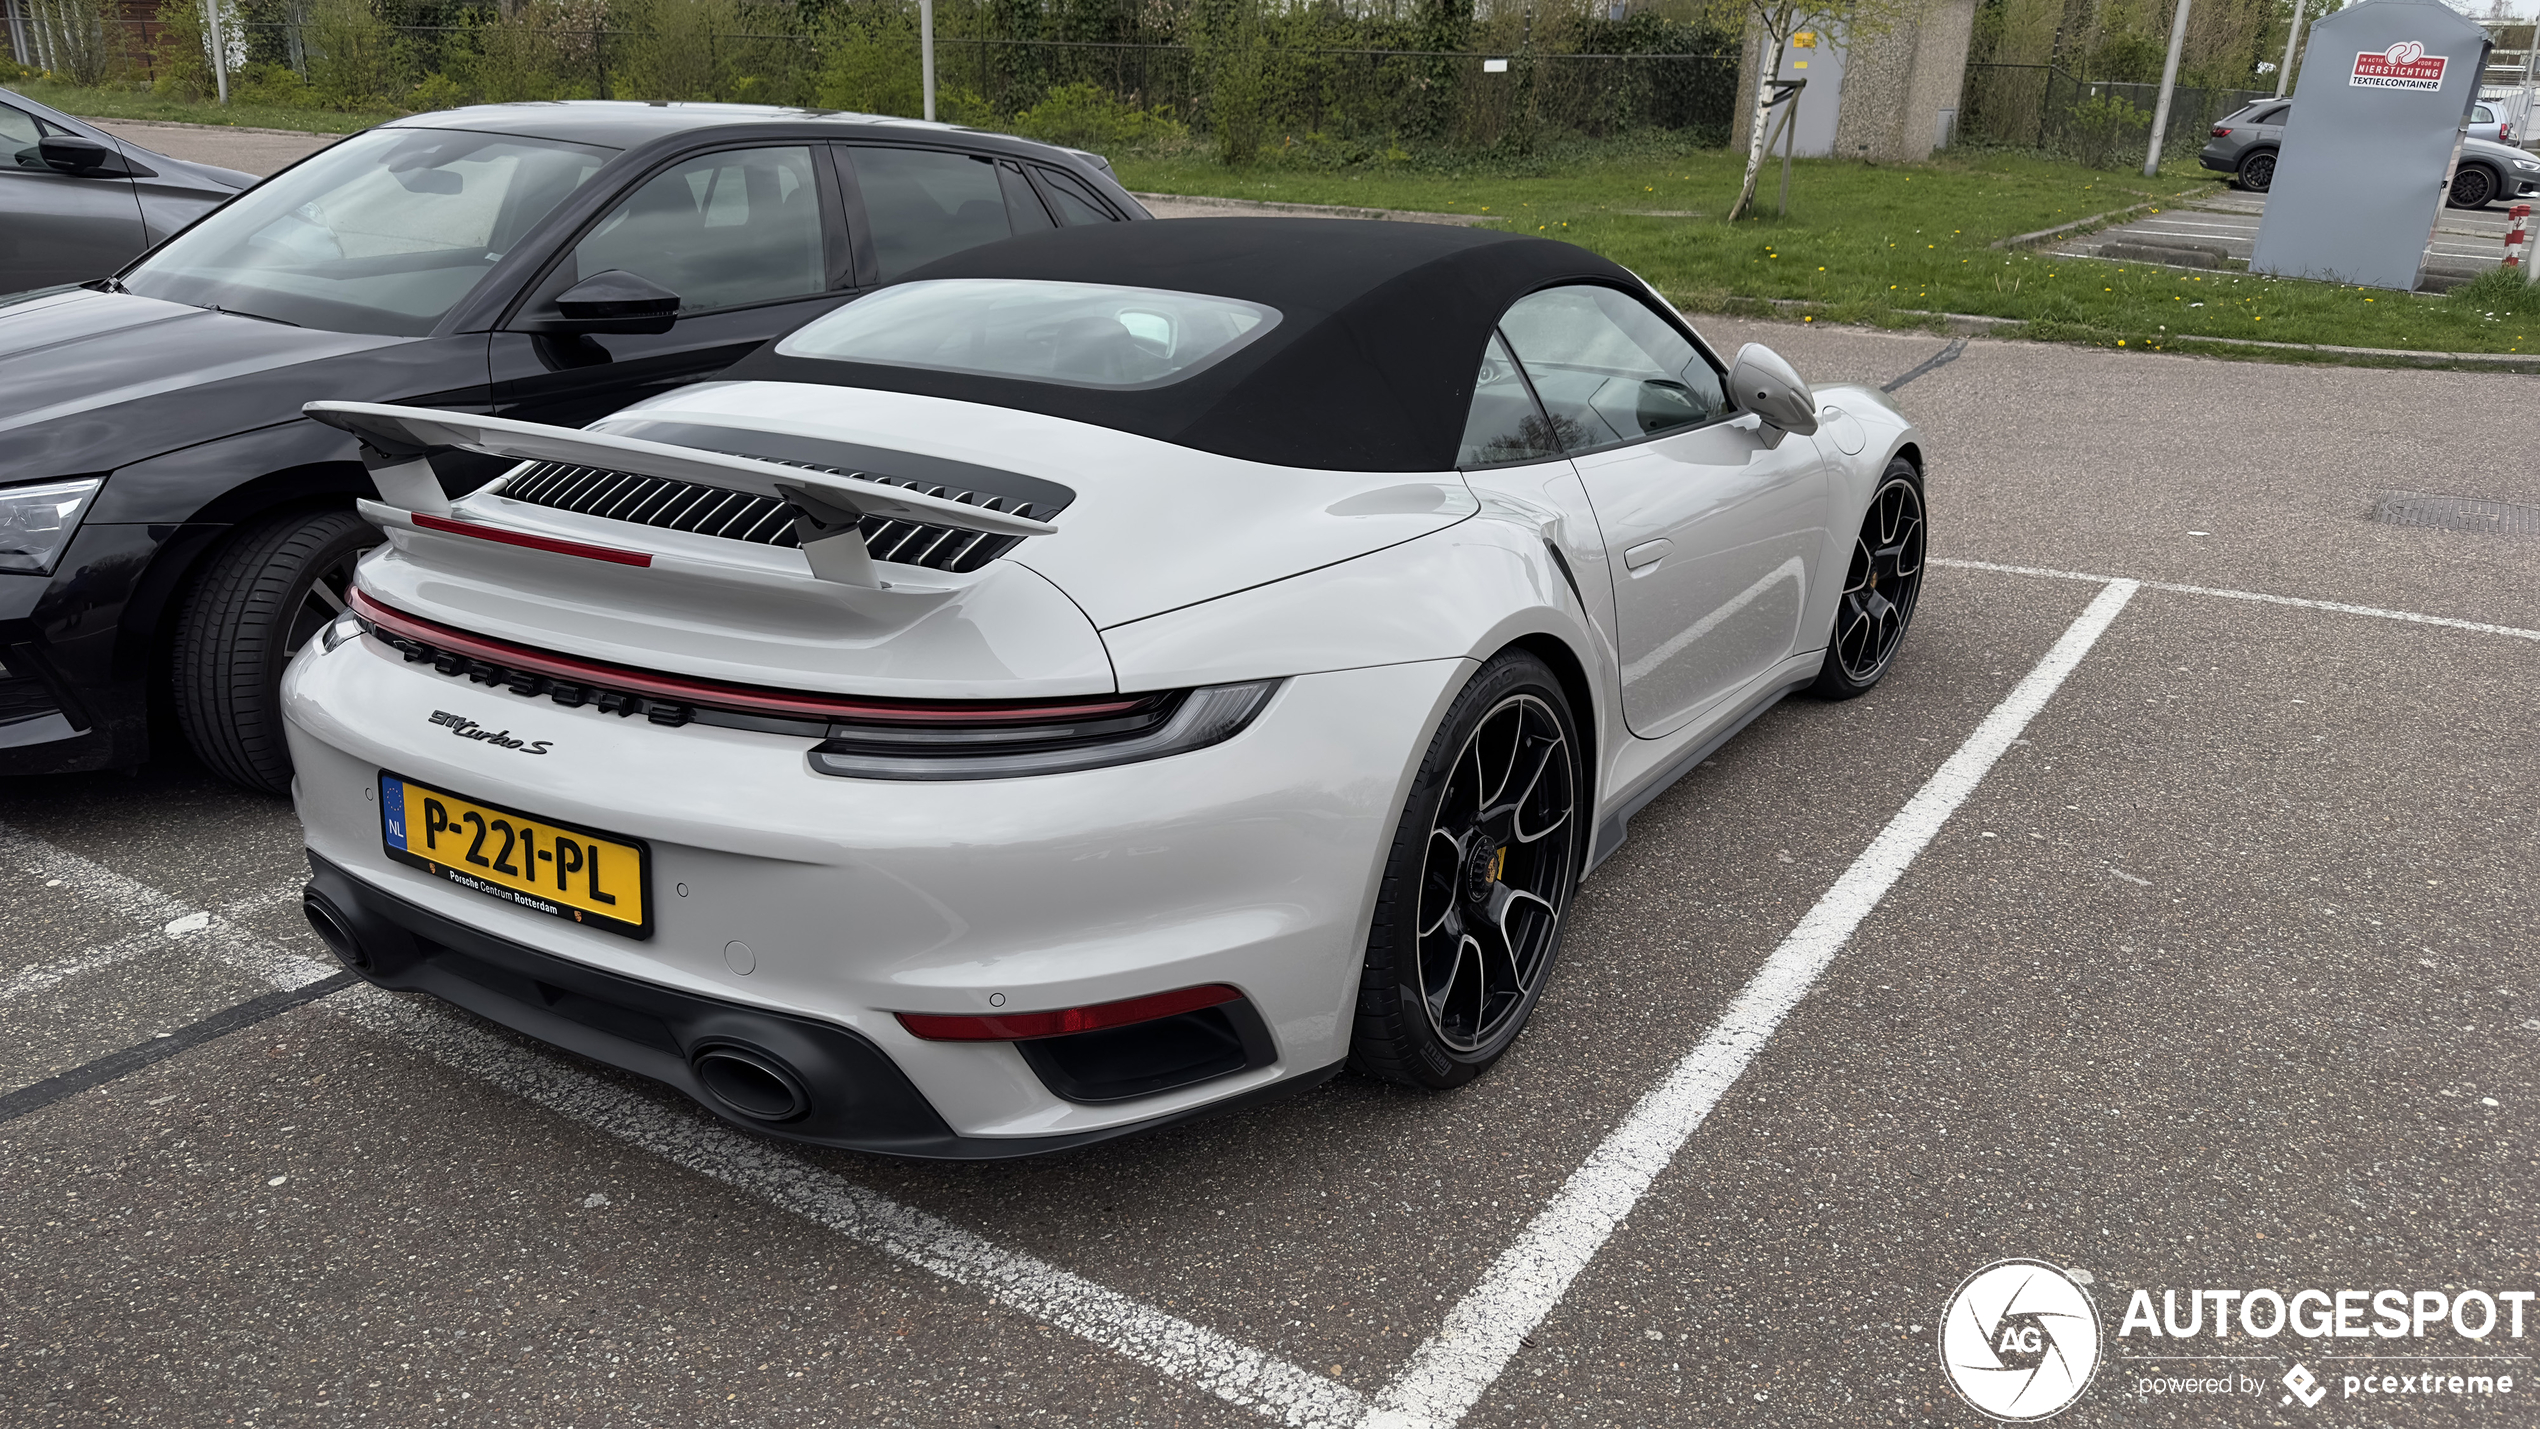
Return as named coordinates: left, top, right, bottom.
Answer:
left=0, top=101, right=1144, bottom=792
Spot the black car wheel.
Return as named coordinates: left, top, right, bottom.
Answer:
left=2237, top=151, right=2276, bottom=192
left=2449, top=165, right=2498, bottom=209
left=1808, top=459, right=1926, bottom=700
left=1350, top=650, right=1582, bottom=1089
left=175, top=508, right=378, bottom=795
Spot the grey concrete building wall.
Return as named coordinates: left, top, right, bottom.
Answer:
left=1832, top=0, right=1980, bottom=163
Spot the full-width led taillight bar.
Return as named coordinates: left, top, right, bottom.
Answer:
left=895, top=985, right=1242, bottom=1042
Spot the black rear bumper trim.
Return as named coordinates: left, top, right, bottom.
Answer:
left=305, top=852, right=1339, bottom=1159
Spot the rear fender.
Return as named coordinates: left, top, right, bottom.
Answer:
left=1101, top=515, right=1598, bottom=698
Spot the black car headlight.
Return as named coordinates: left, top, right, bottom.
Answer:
left=0, top=478, right=104, bottom=577
left=808, top=680, right=1280, bottom=781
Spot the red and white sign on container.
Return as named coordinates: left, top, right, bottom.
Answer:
left=2350, top=41, right=2449, bottom=91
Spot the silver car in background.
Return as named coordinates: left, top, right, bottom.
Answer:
left=2201, top=98, right=2540, bottom=207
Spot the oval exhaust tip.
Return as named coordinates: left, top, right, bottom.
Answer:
left=691, top=1044, right=811, bottom=1124
left=301, top=891, right=371, bottom=972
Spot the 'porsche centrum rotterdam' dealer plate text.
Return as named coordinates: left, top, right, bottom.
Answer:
left=379, top=772, right=652, bottom=938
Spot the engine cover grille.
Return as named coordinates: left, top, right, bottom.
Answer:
left=497, top=460, right=1050, bottom=574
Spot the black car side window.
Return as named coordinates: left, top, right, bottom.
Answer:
left=568, top=145, right=826, bottom=315
left=1497, top=284, right=1729, bottom=456
left=2257, top=105, right=2289, bottom=126
left=1034, top=167, right=1123, bottom=225
left=846, top=147, right=1046, bottom=282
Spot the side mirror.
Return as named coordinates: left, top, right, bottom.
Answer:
left=1727, top=343, right=1819, bottom=445
left=37, top=135, right=123, bottom=177
left=546, top=270, right=682, bottom=335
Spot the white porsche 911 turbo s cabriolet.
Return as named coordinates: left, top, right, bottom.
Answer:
left=282, top=218, right=1925, bottom=1158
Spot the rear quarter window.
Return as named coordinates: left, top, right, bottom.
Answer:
left=1034, top=167, right=1123, bottom=225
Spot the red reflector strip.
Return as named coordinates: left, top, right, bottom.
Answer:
left=895, top=984, right=1242, bottom=1042
left=411, top=512, right=653, bottom=567
left=347, top=587, right=1146, bottom=726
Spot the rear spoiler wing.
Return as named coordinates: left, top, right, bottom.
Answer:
left=303, top=401, right=1056, bottom=589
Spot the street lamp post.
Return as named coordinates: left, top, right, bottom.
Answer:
left=920, top=0, right=936, bottom=122
left=2275, top=0, right=2306, bottom=99
left=205, top=0, right=231, bottom=105
left=2143, top=0, right=2193, bottom=178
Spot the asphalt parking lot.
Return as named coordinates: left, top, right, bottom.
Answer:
left=4, top=323, right=2535, bottom=1428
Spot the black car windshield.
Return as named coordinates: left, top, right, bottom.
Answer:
left=774, top=279, right=1279, bottom=389
left=123, top=128, right=614, bottom=335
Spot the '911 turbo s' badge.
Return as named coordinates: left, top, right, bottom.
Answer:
left=428, top=709, right=552, bottom=756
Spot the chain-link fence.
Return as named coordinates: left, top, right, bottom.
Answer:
left=946, top=39, right=1738, bottom=147
left=1960, top=62, right=2270, bottom=167
left=3, top=0, right=1741, bottom=149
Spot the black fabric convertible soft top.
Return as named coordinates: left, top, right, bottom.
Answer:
left=717, top=218, right=1649, bottom=472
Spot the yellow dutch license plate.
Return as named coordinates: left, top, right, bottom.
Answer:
left=378, top=772, right=651, bottom=939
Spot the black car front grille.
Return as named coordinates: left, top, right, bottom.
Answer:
left=0, top=658, right=63, bottom=727
left=498, top=460, right=1049, bottom=574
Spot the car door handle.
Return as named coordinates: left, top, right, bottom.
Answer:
left=1623, top=538, right=1672, bottom=571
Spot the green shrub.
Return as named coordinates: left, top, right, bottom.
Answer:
left=1011, top=81, right=1184, bottom=151
left=2065, top=91, right=2149, bottom=170
left=304, top=0, right=400, bottom=111
left=24, top=0, right=117, bottom=88
left=2444, top=264, right=2540, bottom=320
left=815, top=6, right=922, bottom=117
left=462, top=0, right=605, bottom=105
left=409, top=70, right=466, bottom=111
left=149, top=0, right=217, bottom=100
left=233, top=60, right=312, bottom=106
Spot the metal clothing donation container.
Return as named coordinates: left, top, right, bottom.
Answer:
left=2248, top=0, right=2492, bottom=291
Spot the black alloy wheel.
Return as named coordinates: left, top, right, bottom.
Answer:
left=2237, top=151, right=2276, bottom=193
left=1351, top=651, right=1582, bottom=1089
left=2449, top=165, right=2497, bottom=209
left=175, top=508, right=379, bottom=795
left=1809, top=459, right=1926, bottom=700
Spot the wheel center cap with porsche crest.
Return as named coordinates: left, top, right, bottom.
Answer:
left=1462, top=840, right=1502, bottom=903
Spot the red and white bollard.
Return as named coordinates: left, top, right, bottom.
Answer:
left=2504, top=203, right=2534, bottom=274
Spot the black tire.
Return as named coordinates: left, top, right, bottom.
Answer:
left=1349, top=650, right=1583, bottom=1090
left=174, top=508, right=377, bottom=795
left=2448, top=165, right=2497, bottom=209
left=2237, top=150, right=2276, bottom=192
left=1808, top=458, right=1926, bottom=700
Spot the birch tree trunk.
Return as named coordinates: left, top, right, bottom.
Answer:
left=1724, top=49, right=1783, bottom=222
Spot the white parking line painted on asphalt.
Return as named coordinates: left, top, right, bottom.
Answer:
left=0, top=929, right=165, bottom=1004
left=1358, top=579, right=2143, bottom=1429
left=340, top=986, right=1372, bottom=1429
left=0, top=827, right=339, bottom=993
left=1932, top=557, right=2540, bottom=642
left=0, top=823, right=1369, bottom=1429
